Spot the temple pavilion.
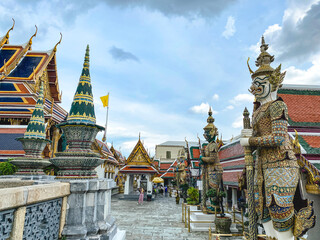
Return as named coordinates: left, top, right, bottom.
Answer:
left=119, top=136, right=158, bottom=196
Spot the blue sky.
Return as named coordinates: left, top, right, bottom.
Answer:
left=1, top=0, right=320, bottom=157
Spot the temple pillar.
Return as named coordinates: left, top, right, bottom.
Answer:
left=137, top=176, right=141, bottom=189
left=124, top=175, right=130, bottom=194
left=146, top=174, right=153, bottom=195
left=232, top=188, right=237, bottom=208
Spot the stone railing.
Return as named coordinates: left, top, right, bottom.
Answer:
left=0, top=177, right=70, bottom=239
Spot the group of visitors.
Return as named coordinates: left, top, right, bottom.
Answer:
left=153, top=185, right=168, bottom=197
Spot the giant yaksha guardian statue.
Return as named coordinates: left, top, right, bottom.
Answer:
left=175, top=148, right=187, bottom=187
left=240, top=37, right=315, bottom=240
left=201, top=107, right=223, bottom=212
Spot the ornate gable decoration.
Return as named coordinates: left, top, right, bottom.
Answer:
left=126, top=138, right=152, bottom=166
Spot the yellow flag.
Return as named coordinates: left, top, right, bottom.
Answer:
left=100, top=94, right=109, bottom=107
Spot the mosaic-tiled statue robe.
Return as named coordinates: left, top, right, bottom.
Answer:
left=250, top=98, right=299, bottom=231
left=202, top=141, right=222, bottom=190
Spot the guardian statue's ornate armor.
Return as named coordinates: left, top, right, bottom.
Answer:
left=241, top=37, right=315, bottom=240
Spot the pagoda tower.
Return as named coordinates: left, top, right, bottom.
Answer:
left=50, top=45, right=104, bottom=179
left=11, top=80, right=51, bottom=174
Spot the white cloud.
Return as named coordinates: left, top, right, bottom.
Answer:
left=226, top=105, right=234, bottom=110
left=190, top=102, right=218, bottom=115
left=250, top=1, right=320, bottom=62
left=222, top=16, right=236, bottom=39
left=284, top=56, right=320, bottom=85
left=212, top=94, right=219, bottom=100
left=232, top=115, right=243, bottom=128
left=230, top=94, right=254, bottom=105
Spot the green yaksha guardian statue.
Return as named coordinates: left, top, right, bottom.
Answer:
left=240, top=36, right=315, bottom=240
left=201, top=107, right=223, bottom=213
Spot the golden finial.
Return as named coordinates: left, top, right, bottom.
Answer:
left=292, top=129, right=301, bottom=155
left=53, top=33, right=62, bottom=53
left=197, top=133, right=200, bottom=143
left=28, top=25, right=38, bottom=47
left=32, top=67, right=36, bottom=82
left=247, top=57, right=254, bottom=74
left=5, top=18, right=15, bottom=39
left=3, top=59, right=7, bottom=74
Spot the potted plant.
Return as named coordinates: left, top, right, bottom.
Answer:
left=187, top=187, right=199, bottom=205
left=206, top=188, right=220, bottom=212
left=180, top=183, right=189, bottom=203
left=207, top=188, right=231, bottom=234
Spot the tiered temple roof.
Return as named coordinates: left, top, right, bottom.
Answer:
left=94, top=139, right=118, bottom=165
left=0, top=21, right=67, bottom=160
left=120, top=137, right=158, bottom=174
left=0, top=22, right=66, bottom=123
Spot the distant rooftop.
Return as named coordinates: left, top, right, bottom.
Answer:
left=282, top=84, right=320, bottom=91
left=157, top=140, right=205, bottom=148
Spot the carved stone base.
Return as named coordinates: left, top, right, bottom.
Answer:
left=11, top=158, right=51, bottom=175
left=50, top=152, right=103, bottom=179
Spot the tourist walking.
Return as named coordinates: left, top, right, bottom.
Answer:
left=138, top=188, right=144, bottom=204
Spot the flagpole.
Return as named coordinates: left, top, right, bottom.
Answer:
left=102, top=92, right=109, bottom=142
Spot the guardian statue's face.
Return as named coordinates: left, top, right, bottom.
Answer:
left=250, top=75, right=271, bottom=101
left=203, top=129, right=216, bottom=142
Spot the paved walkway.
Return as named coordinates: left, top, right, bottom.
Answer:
left=111, top=195, right=208, bottom=240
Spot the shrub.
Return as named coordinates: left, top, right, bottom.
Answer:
left=0, top=159, right=17, bottom=175
left=187, top=187, right=199, bottom=205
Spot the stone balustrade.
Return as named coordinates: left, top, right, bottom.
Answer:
left=0, top=177, right=70, bottom=240
left=0, top=176, right=125, bottom=240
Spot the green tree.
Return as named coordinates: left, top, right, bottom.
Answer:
left=0, top=159, right=17, bottom=175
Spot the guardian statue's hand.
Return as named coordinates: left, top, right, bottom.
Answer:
left=240, top=129, right=253, bottom=147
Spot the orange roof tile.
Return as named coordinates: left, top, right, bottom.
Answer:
left=192, top=148, right=200, bottom=158
left=279, top=94, right=320, bottom=123
left=222, top=171, right=242, bottom=185
left=221, top=159, right=245, bottom=168
left=219, top=142, right=244, bottom=160
left=301, top=136, right=320, bottom=148
left=0, top=150, right=25, bottom=155
left=0, top=127, right=26, bottom=134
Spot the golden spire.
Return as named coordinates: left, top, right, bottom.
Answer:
left=0, top=18, right=15, bottom=47
left=27, top=25, right=38, bottom=50
left=251, top=35, right=275, bottom=79
left=53, top=33, right=62, bottom=53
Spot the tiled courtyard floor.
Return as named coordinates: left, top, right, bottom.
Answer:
left=111, top=195, right=209, bottom=240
